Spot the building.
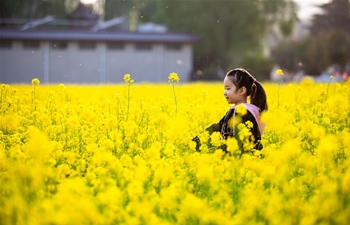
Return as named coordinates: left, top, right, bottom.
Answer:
left=0, top=4, right=199, bottom=84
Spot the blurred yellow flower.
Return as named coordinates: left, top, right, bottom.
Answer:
left=123, top=74, right=134, bottom=83
left=236, top=104, right=247, bottom=116
left=31, top=78, right=40, bottom=85
left=210, top=132, right=224, bottom=147
left=58, top=83, right=65, bottom=89
left=168, top=72, right=180, bottom=82
left=0, top=79, right=349, bottom=225
left=276, top=69, right=284, bottom=76
left=226, top=137, right=238, bottom=154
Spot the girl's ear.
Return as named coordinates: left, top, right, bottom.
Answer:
left=239, top=87, right=247, bottom=95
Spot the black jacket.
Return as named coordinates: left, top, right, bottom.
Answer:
left=193, top=106, right=263, bottom=153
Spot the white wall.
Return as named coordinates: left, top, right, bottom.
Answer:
left=49, top=41, right=100, bottom=83
left=0, top=41, right=45, bottom=84
left=0, top=40, right=193, bottom=84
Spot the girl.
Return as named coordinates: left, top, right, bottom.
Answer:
left=193, top=68, right=268, bottom=153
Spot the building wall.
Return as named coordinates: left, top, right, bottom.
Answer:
left=106, top=43, right=159, bottom=83
left=49, top=41, right=100, bottom=83
left=0, top=41, right=45, bottom=84
left=106, top=43, right=193, bottom=83
left=0, top=40, right=193, bottom=84
left=163, top=44, right=192, bottom=82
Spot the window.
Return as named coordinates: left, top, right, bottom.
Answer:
left=107, top=42, right=125, bottom=51
left=23, top=41, right=40, bottom=49
left=165, top=43, right=182, bottom=51
left=135, top=43, right=152, bottom=51
left=0, top=40, right=12, bottom=49
left=79, top=41, right=96, bottom=50
left=51, top=41, right=68, bottom=50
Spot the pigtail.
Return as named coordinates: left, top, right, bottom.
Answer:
left=250, top=80, right=268, bottom=112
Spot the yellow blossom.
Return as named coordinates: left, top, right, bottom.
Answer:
left=123, top=73, right=134, bottom=83
left=0, top=78, right=349, bottom=225
left=59, top=83, right=65, bottom=89
left=31, top=78, right=40, bottom=85
left=168, top=72, right=180, bottom=82
left=226, top=137, right=239, bottom=155
left=236, top=104, right=247, bottom=116
left=276, top=69, right=284, bottom=76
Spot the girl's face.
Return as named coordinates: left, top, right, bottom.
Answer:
left=223, top=76, right=246, bottom=105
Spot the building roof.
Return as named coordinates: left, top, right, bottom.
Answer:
left=66, top=3, right=99, bottom=21
left=0, top=29, right=199, bottom=43
left=0, top=5, right=199, bottom=44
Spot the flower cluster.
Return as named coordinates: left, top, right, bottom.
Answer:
left=168, top=72, right=180, bottom=82
left=123, top=74, right=134, bottom=84
left=276, top=69, right=284, bottom=76
left=0, top=78, right=349, bottom=224
left=31, top=78, right=40, bottom=86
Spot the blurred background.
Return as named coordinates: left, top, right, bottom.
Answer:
left=0, top=0, right=349, bottom=83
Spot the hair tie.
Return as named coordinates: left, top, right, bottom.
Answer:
left=251, top=78, right=257, bottom=98
left=252, top=77, right=256, bottom=84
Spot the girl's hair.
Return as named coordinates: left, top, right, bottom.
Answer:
left=226, top=68, right=268, bottom=112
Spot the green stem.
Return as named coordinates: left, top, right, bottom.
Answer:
left=0, top=87, right=3, bottom=105
left=127, top=83, right=130, bottom=120
left=172, top=82, right=177, bottom=116
left=277, top=78, right=281, bottom=107
left=325, top=78, right=332, bottom=101
left=32, top=86, right=36, bottom=111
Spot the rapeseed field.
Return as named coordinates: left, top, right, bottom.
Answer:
left=0, top=75, right=349, bottom=225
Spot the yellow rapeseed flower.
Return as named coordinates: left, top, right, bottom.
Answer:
left=226, top=137, right=238, bottom=155
left=210, top=132, right=224, bottom=147
left=276, top=69, right=284, bottom=76
left=31, top=78, right=40, bottom=85
left=236, top=104, right=247, bottom=116
left=124, top=74, right=130, bottom=82
left=1, top=78, right=350, bottom=224
left=168, top=72, right=180, bottom=82
left=123, top=74, right=134, bottom=83
left=58, top=83, right=65, bottom=89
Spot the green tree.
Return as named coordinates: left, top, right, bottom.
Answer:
left=1, top=0, right=298, bottom=80
left=240, top=55, right=273, bottom=81
left=310, top=0, right=350, bottom=35
left=0, top=0, right=79, bottom=19
left=272, top=0, right=350, bottom=76
left=301, top=33, right=330, bottom=75
left=304, top=31, right=350, bottom=75
left=271, top=40, right=301, bottom=72
left=0, top=0, right=23, bottom=18
left=104, top=0, right=134, bottom=20
left=271, top=30, right=350, bottom=75
left=136, top=0, right=297, bottom=80
left=327, top=29, right=350, bottom=69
